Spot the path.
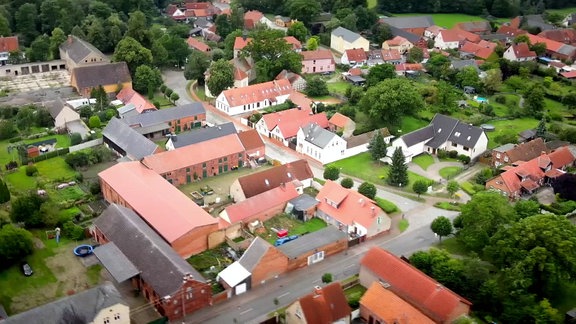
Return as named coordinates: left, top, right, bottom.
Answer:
left=162, top=69, right=192, bottom=104
left=407, top=161, right=464, bottom=180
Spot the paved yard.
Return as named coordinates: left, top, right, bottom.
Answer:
left=0, top=71, right=70, bottom=93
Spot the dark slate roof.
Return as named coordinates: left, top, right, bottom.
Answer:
left=59, top=35, right=107, bottom=64
left=277, top=227, right=347, bottom=258
left=301, top=122, right=337, bottom=149
left=94, top=204, right=205, bottom=298
left=381, top=16, right=434, bottom=29
left=288, top=194, right=319, bottom=211
left=388, top=25, right=422, bottom=43
left=332, top=27, right=363, bottom=43
left=5, top=282, right=126, bottom=324
left=425, top=114, right=459, bottom=148
left=102, top=118, right=159, bottom=160
left=401, top=125, right=434, bottom=147
left=72, top=62, right=131, bottom=90
left=123, top=103, right=206, bottom=128
left=171, top=122, right=236, bottom=149
left=93, top=242, right=140, bottom=283
left=238, top=237, right=270, bottom=272
left=401, top=114, right=484, bottom=149
left=524, top=15, right=555, bottom=31
left=447, top=119, right=485, bottom=148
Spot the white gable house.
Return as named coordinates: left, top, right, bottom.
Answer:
left=215, top=79, right=293, bottom=115
left=297, top=123, right=347, bottom=164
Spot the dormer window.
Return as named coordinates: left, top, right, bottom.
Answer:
left=437, top=128, right=442, bottom=133
left=454, top=132, right=461, bottom=137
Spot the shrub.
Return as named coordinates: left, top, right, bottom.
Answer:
left=494, top=95, right=506, bottom=104
left=70, top=133, right=82, bottom=145
left=358, top=182, right=377, bottom=199
left=448, top=150, right=458, bottom=158
left=457, top=154, right=471, bottom=164
left=8, top=136, right=22, bottom=143
left=323, top=165, right=340, bottom=180
left=25, top=164, right=38, bottom=176
left=340, top=177, right=354, bottom=188
left=89, top=181, right=101, bottom=195
left=321, top=273, right=333, bottom=283
left=88, top=115, right=101, bottom=128
left=5, top=161, right=18, bottom=170
left=437, top=150, right=448, bottom=159
left=63, top=221, right=85, bottom=240
left=374, top=197, right=399, bottom=213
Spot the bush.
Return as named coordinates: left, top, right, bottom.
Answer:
left=457, top=154, right=471, bottom=164
left=358, top=182, right=377, bottom=199
left=448, top=150, right=458, bottom=158
left=88, top=115, right=101, bottom=128
left=89, top=181, right=101, bottom=195
left=8, top=136, right=22, bottom=143
left=5, top=161, right=18, bottom=171
left=374, top=197, right=399, bottom=213
left=494, top=95, right=506, bottom=104
left=340, top=177, right=354, bottom=188
left=25, top=164, right=38, bottom=176
left=323, top=165, right=340, bottom=180
left=321, top=273, right=333, bottom=283
left=437, top=150, right=448, bottom=159
left=70, top=133, right=82, bottom=145
left=63, top=221, right=85, bottom=240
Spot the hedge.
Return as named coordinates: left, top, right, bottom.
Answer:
left=21, top=148, right=70, bottom=164
left=374, top=197, right=399, bottom=213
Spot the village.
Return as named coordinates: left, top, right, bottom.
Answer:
left=0, top=0, right=575, bottom=323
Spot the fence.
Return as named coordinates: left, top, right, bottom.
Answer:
left=68, top=138, right=103, bottom=152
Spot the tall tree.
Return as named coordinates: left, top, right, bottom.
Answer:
left=15, top=3, right=38, bottom=46
left=49, top=27, right=67, bottom=59
left=0, top=177, right=10, bottom=203
left=354, top=6, right=378, bottom=31
left=287, top=21, right=308, bottom=42
left=0, top=224, right=34, bottom=266
left=207, top=59, right=234, bottom=97
left=323, top=165, right=340, bottom=180
left=113, top=37, right=153, bottom=76
left=184, top=51, right=211, bottom=83
left=446, top=180, right=459, bottom=197
left=106, top=13, right=127, bottom=51
left=482, top=68, right=503, bottom=94
left=84, top=16, right=108, bottom=52
left=10, top=193, right=45, bottom=227
left=387, top=147, right=408, bottom=187
left=431, top=216, right=453, bottom=241
left=27, top=35, right=51, bottom=62
left=287, top=0, right=321, bottom=26
left=455, top=66, right=481, bottom=90
left=215, top=14, right=233, bottom=40
left=126, top=10, right=150, bottom=47
left=535, top=118, right=546, bottom=138
left=412, top=180, right=428, bottom=197
left=133, top=65, right=162, bottom=95
left=159, top=34, right=190, bottom=68
left=306, top=36, right=319, bottom=50
left=366, top=63, right=396, bottom=87
left=524, top=84, right=545, bottom=117
left=39, top=0, right=60, bottom=34
left=434, top=81, right=458, bottom=114
left=407, top=46, right=424, bottom=63
left=368, top=130, right=387, bottom=161
left=306, top=77, right=329, bottom=97
left=0, top=12, right=11, bottom=37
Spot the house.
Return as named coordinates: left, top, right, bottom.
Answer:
left=434, top=29, right=481, bottom=49
left=116, top=87, right=156, bottom=116
left=503, top=43, right=537, bottom=62
left=59, top=35, right=109, bottom=72
left=366, top=49, right=384, bottom=66
left=455, top=21, right=492, bottom=35
left=395, top=63, right=425, bottom=76
left=496, top=25, right=527, bottom=39
left=491, top=138, right=548, bottom=167
left=215, top=79, right=293, bottom=116
left=450, top=59, right=482, bottom=74
left=459, top=40, right=497, bottom=60
left=296, top=123, right=347, bottom=164
left=382, top=36, right=413, bottom=54
left=165, top=122, right=237, bottom=150
left=244, top=10, right=266, bottom=29
left=386, top=114, right=488, bottom=163
left=256, top=108, right=329, bottom=147
left=518, top=129, right=537, bottom=143
left=102, top=118, right=161, bottom=160
left=284, top=36, right=303, bottom=52
left=344, top=74, right=366, bottom=86
left=359, top=247, right=472, bottom=323
left=330, top=27, right=369, bottom=54
left=562, top=12, right=576, bottom=27
left=486, top=146, right=575, bottom=199
left=424, top=25, right=445, bottom=40
left=226, top=56, right=255, bottom=92
left=527, top=33, right=576, bottom=61
left=315, top=180, right=391, bottom=240
left=275, top=15, right=295, bottom=27
left=237, top=129, right=265, bottom=159
left=538, top=29, right=576, bottom=46
left=328, top=112, right=356, bottom=136
left=141, top=133, right=246, bottom=185
left=219, top=182, right=299, bottom=226
left=285, top=194, right=319, bottom=221
left=380, top=49, right=403, bottom=65
left=380, top=16, right=434, bottom=36
left=285, top=283, right=351, bottom=324
left=92, top=205, right=211, bottom=321
left=278, top=226, right=348, bottom=271
left=275, top=69, right=307, bottom=91
left=510, top=15, right=555, bottom=31
left=99, top=162, right=219, bottom=257
left=122, top=103, right=206, bottom=139
left=0, top=36, right=19, bottom=66
left=341, top=48, right=368, bottom=66
left=186, top=37, right=211, bottom=53
left=360, top=282, right=435, bottom=324
left=70, top=62, right=132, bottom=97
left=300, top=50, right=335, bottom=74
left=3, top=282, right=129, bottom=324
left=230, top=159, right=313, bottom=202
left=43, top=98, right=86, bottom=136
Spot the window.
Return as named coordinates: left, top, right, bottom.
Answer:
left=194, top=116, right=197, bottom=120
left=307, top=251, right=325, bottom=265
left=454, top=132, right=461, bottom=137
left=186, top=168, right=190, bottom=173
left=377, top=216, right=382, bottom=224
left=202, top=162, right=207, bottom=168
left=224, top=157, right=227, bottom=162
left=452, top=142, right=457, bottom=147
left=186, top=287, right=193, bottom=300
left=218, top=158, right=222, bottom=163
left=496, top=153, right=501, bottom=158
left=463, top=147, right=469, bottom=151
left=113, top=313, right=121, bottom=320
left=104, top=318, right=110, bottom=324
left=504, top=156, right=509, bottom=162
left=177, top=120, right=181, bottom=124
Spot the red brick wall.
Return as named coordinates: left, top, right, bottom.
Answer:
left=286, top=239, right=348, bottom=271
left=239, top=202, right=288, bottom=226
left=251, top=248, right=289, bottom=287
left=161, top=279, right=212, bottom=321
left=172, top=224, right=220, bottom=258
left=163, top=151, right=244, bottom=186
left=168, top=113, right=206, bottom=133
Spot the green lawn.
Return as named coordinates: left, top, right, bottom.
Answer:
left=460, top=181, right=485, bottom=195
left=434, top=201, right=462, bottom=211
left=329, top=152, right=432, bottom=192
left=393, top=13, right=487, bottom=28
left=261, top=215, right=328, bottom=244
left=400, top=116, right=429, bottom=134
left=544, top=98, right=567, bottom=117
left=374, top=197, right=399, bottom=213
left=327, top=81, right=350, bottom=95
left=411, top=153, right=435, bottom=170
left=151, top=93, right=173, bottom=108
left=344, top=284, right=367, bottom=304
left=439, top=166, right=463, bottom=179
left=5, top=157, right=78, bottom=193
left=398, top=219, right=409, bottom=232
left=485, top=118, right=539, bottom=149
left=547, top=7, right=576, bottom=16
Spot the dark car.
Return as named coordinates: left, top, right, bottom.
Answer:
left=21, top=262, right=33, bottom=276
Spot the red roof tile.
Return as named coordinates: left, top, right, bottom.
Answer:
left=548, top=146, right=575, bottom=167
left=237, top=129, right=264, bottom=151
left=283, top=36, right=302, bottom=49
left=262, top=108, right=313, bottom=131
left=562, top=70, right=576, bottom=78
left=288, top=91, right=313, bottom=110
left=460, top=40, right=497, bottom=59
left=0, top=36, right=18, bottom=52
left=329, top=112, right=352, bottom=128
left=234, top=37, right=251, bottom=50
left=298, top=283, right=351, bottom=324
left=344, top=48, right=367, bottom=62
left=141, top=134, right=245, bottom=174
left=508, top=43, right=537, bottom=58
left=244, top=10, right=264, bottom=29
left=381, top=49, right=402, bottom=61
left=301, top=49, right=334, bottom=61
left=497, top=25, right=527, bottom=37
left=116, top=87, right=156, bottom=113
left=185, top=2, right=210, bottom=9
left=237, top=160, right=313, bottom=198
left=455, top=21, right=491, bottom=33
left=539, top=29, right=576, bottom=45
left=360, top=247, right=471, bottom=323
left=187, top=37, right=211, bottom=52
left=276, top=112, right=329, bottom=139
left=439, top=29, right=481, bottom=43
left=527, top=34, right=563, bottom=52
left=98, top=162, right=217, bottom=243
left=385, top=35, right=410, bottom=46
left=348, top=67, right=363, bottom=76
left=221, top=79, right=292, bottom=107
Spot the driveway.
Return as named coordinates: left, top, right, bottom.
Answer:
left=162, top=69, right=192, bottom=104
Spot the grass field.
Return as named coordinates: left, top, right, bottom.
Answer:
left=25, top=134, right=71, bottom=149
left=547, top=7, right=576, bottom=16
left=398, top=219, right=409, bottom=232
left=5, top=157, right=78, bottom=193
left=400, top=116, right=429, bottom=133
left=439, top=166, right=463, bottom=179
left=411, top=153, right=435, bottom=170
left=344, top=284, right=367, bottom=303
left=485, top=118, right=539, bottom=148
left=261, top=215, right=327, bottom=244
left=393, top=13, right=488, bottom=28
left=434, top=201, right=462, bottom=211
left=327, top=81, right=350, bottom=95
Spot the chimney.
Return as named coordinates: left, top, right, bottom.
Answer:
left=242, top=30, right=248, bottom=41
left=314, top=286, right=323, bottom=295
left=280, top=182, right=285, bottom=189
left=358, top=198, right=364, bottom=207
left=67, top=35, right=73, bottom=44
left=371, top=206, right=376, bottom=216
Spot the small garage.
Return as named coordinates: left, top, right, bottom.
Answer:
left=285, top=194, right=319, bottom=221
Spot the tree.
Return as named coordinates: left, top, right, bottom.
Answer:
left=126, top=10, right=150, bottom=46
left=287, top=21, right=308, bottom=42
left=455, top=66, right=481, bottom=90
left=530, top=42, right=547, bottom=56
left=535, top=118, right=546, bottom=138
left=354, top=6, right=378, bottom=31
left=551, top=173, right=576, bottom=201
left=170, top=92, right=180, bottom=104
left=0, top=178, right=10, bottom=203
left=514, top=199, right=541, bottom=219
left=215, top=14, right=233, bottom=40
left=113, top=37, right=153, bottom=75
left=505, top=75, right=526, bottom=92
left=185, top=51, right=211, bottom=83
left=341, top=177, right=354, bottom=189
left=370, top=23, right=392, bottom=44
left=15, top=3, right=38, bottom=46
left=407, top=46, right=424, bottom=63
left=27, top=35, right=51, bottom=62
left=366, top=63, right=396, bottom=87
left=133, top=65, right=162, bottom=94
left=306, top=36, right=319, bottom=50
left=151, top=42, right=169, bottom=67
left=0, top=224, right=34, bottom=266
left=358, top=182, right=377, bottom=199
left=159, top=34, right=191, bottom=68
left=50, top=27, right=67, bottom=59
left=70, top=133, right=82, bottom=145
left=387, top=147, right=408, bottom=187
left=207, top=59, right=235, bottom=97
left=368, top=130, right=387, bottom=161
left=524, top=84, right=545, bottom=117
left=90, top=85, right=108, bottom=111
left=412, top=180, right=428, bottom=197
left=0, top=120, right=15, bottom=140
left=88, top=115, right=101, bottom=128
left=431, top=216, right=453, bottom=241
left=306, top=77, right=329, bottom=97
left=0, top=14, right=10, bottom=37
left=482, top=69, right=502, bottom=94
left=321, top=272, right=333, bottom=283
left=10, top=193, right=45, bottom=227
left=360, top=78, right=424, bottom=126
left=447, top=180, right=459, bottom=197
left=287, top=0, right=321, bottom=26
left=434, top=81, right=458, bottom=114
left=323, top=165, right=340, bottom=180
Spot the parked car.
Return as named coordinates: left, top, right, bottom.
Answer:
left=21, top=262, right=33, bottom=276
left=274, top=235, right=299, bottom=247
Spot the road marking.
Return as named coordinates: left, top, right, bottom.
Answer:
left=345, top=264, right=355, bottom=269
left=278, top=292, right=290, bottom=298
left=239, top=308, right=253, bottom=315
left=312, top=279, right=321, bottom=284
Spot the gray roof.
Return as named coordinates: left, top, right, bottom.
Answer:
left=493, top=143, right=516, bottom=153
left=171, top=122, right=237, bottom=149
left=133, top=122, right=170, bottom=135
left=557, top=44, right=576, bottom=56
left=102, top=118, right=159, bottom=160
left=43, top=98, right=66, bottom=119
left=400, top=114, right=484, bottom=149
left=71, top=62, right=131, bottom=90
left=381, top=16, right=434, bottom=29
left=94, top=204, right=205, bottom=298
left=5, top=282, right=125, bottom=324
left=117, top=103, right=136, bottom=115
left=238, top=237, right=270, bottom=272
left=524, top=15, right=555, bottom=31
left=93, top=242, right=140, bottom=283
left=288, top=194, right=319, bottom=211
left=332, top=27, right=363, bottom=43
left=447, top=119, right=485, bottom=148
left=277, top=227, right=347, bottom=259
left=388, top=25, right=422, bottom=43
left=301, top=122, right=337, bottom=149
left=401, top=125, right=434, bottom=147
left=519, top=129, right=537, bottom=139
left=123, top=103, right=205, bottom=128
left=59, top=35, right=107, bottom=64
left=451, top=59, right=479, bottom=71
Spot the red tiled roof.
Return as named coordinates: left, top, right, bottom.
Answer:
left=348, top=67, right=362, bottom=76
left=275, top=112, right=329, bottom=139
left=244, top=10, right=264, bottom=29
left=510, top=17, right=521, bottom=29
left=116, top=87, right=156, bottom=113
left=283, top=36, right=302, bottom=49
left=439, top=29, right=481, bottom=43
left=223, top=182, right=299, bottom=224
left=539, top=29, right=576, bottom=44
left=234, top=66, right=248, bottom=81
left=360, top=247, right=471, bottom=323
left=545, top=168, right=565, bottom=178
left=454, top=21, right=491, bottom=33
left=344, top=48, right=367, bottom=62
left=166, top=4, right=178, bottom=16
left=234, top=36, right=301, bottom=51
left=548, top=146, right=575, bottom=168
left=98, top=162, right=217, bottom=243
left=0, top=36, right=19, bottom=53
left=395, top=63, right=424, bottom=72
left=187, top=37, right=211, bottom=52
left=381, top=49, right=402, bottom=61
left=509, top=43, right=537, bottom=58
left=316, top=180, right=386, bottom=229
left=262, top=108, right=313, bottom=131
left=237, top=160, right=313, bottom=199
left=141, top=134, right=245, bottom=174
left=385, top=35, right=410, bottom=46
left=425, top=25, right=444, bottom=36
left=527, top=34, right=563, bottom=52
left=299, top=283, right=351, bottom=324
left=237, top=129, right=264, bottom=151
left=301, top=49, right=334, bottom=61
left=561, top=70, right=576, bottom=78
left=185, top=2, right=210, bottom=9
left=460, top=40, right=497, bottom=59
left=503, top=138, right=548, bottom=163
left=329, top=112, right=352, bottom=128
left=361, top=282, right=435, bottom=324
left=497, top=25, right=527, bottom=37
left=288, top=91, right=313, bottom=110
left=221, top=79, right=292, bottom=107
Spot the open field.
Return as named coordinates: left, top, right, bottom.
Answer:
left=260, top=215, right=327, bottom=244
left=393, top=13, right=488, bottom=28
left=547, top=7, right=576, bottom=16
left=327, top=81, right=350, bottom=95
left=485, top=118, right=539, bottom=149
left=5, top=157, right=78, bottom=193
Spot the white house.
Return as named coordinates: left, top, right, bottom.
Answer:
left=341, top=48, right=368, bottom=66
left=434, top=30, right=461, bottom=49
left=215, top=79, right=293, bottom=115
left=503, top=43, right=537, bottom=62
left=296, top=122, right=347, bottom=164
left=385, top=114, right=488, bottom=163
left=331, top=27, right=370, bottom=54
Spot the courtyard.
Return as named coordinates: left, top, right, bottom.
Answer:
left=0, top=70, right=70, bottom=93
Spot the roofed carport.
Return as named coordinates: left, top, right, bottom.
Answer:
left=94, top=242, right=140, bottom=283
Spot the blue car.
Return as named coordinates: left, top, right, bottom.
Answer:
left=274, top=235, right=299, bottom=247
